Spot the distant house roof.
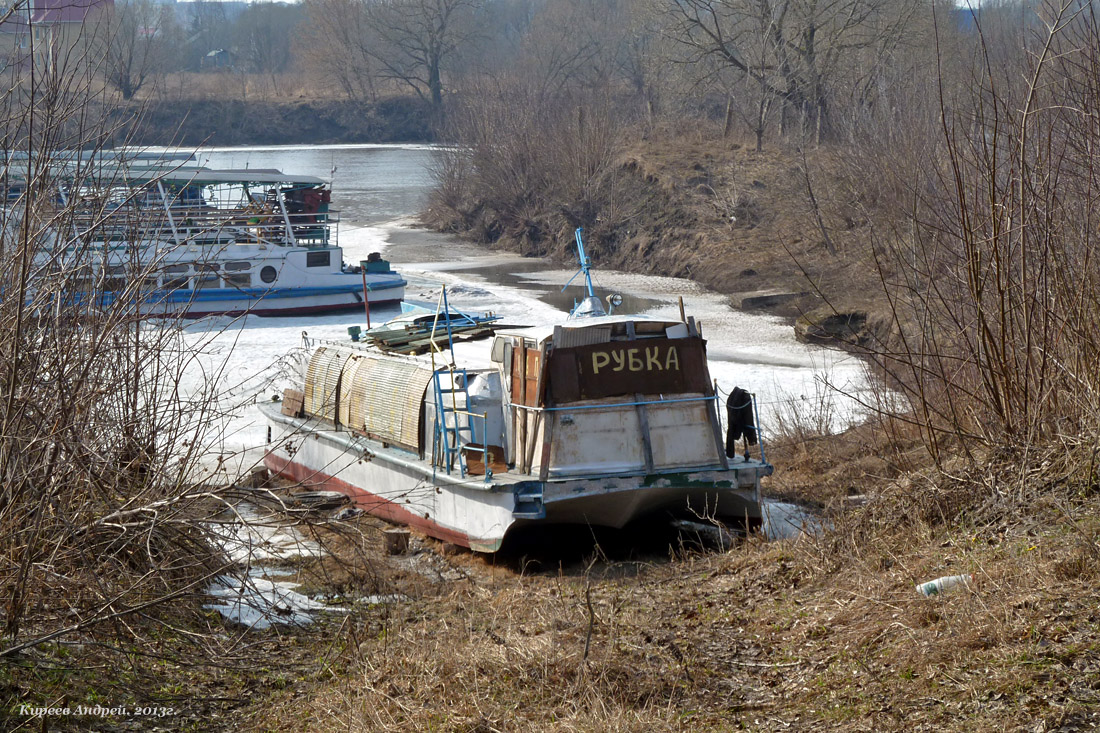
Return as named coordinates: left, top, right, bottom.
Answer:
left=0, top=0, right=113, bottom=36
left=31, top=0, right=114, bottom=24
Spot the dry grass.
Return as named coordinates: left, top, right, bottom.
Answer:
left=232, top=438, right=1100, bottom=731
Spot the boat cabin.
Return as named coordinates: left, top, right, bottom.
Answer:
left=300, top=313, right=736, bottom=484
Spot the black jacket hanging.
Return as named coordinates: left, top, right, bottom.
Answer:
left=725, top=387, right=757, bottom=458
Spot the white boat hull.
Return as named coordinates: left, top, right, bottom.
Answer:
left=262, top=404, right=768, bottom=552
left=135, top=280, right=406, bottom=318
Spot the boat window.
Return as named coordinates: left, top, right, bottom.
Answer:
left=164, top=264, right=188, bottom=275
left=163, top=277, right=189, bottom=290
left=224, top=273, right=251, bottom=288
left=195, top=273, right=220, bottom=289
left=260, top=265, right=277, bottom=284
left=306, top=251, right=331, bottom=268
left=224, top=261, right=250, bottom=271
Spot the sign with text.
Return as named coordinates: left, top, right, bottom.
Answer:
left=547, top=337, right=710, bottom=402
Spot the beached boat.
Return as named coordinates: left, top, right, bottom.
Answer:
left=9, top=154, right=405, bottom=317
left=262, top=230, right=772, bottom=551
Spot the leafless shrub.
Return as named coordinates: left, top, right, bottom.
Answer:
left=0, top=31, right=282, bottom=661
left=842, top=2, right=1100, bottom=467
left=426, top=80, right=628, bottom=255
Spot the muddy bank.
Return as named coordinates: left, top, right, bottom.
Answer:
left=424, top=135, right=891, bottom=347
left=116, top=97, right=434, bottom=147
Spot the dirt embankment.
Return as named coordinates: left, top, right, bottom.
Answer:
left=115, top=97, right=434, bottom=147
left=426, top=135, right=891, bottom=347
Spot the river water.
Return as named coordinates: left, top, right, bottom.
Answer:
left=182, top=144, right=872, bottom=482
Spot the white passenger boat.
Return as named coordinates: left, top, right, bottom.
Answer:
left=10, top=155, right=405, bottom=317
left=262, top=230, right=772, bottom=551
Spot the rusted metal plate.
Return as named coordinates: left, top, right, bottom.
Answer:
left=555, top=325, right=611, bottom=348
left=646, top=395, right=721, bottom=469
left=547, top=337, right=709, bottom=403
left=545, top=393, right=722, bottom=476
left=548, top=398, right=645, bottom=475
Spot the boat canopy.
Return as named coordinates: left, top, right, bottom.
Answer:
left=304, top=346, right=433, bottom=453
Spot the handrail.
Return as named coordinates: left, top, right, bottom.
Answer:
left=511, top=395, right=720, bottom=412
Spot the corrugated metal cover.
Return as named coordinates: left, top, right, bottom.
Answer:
left=337, top=355, right=433, bottom=451
left=556, top=325, right=612, bottom=348
left=337, top=355, right=372, bottom=427
left=304, top=347, right=350, bottom=422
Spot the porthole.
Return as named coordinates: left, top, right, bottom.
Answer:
left=260, top=265, right=277, bottom=284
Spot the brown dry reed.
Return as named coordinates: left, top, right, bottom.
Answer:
left=859, top=1, right=1100, bottom=462
left=0, top=34, right=243, bottom=661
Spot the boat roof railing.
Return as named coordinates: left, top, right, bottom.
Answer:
left=3, top=149, right=196, bottom=164
left=1, top=160, right=327, bottom=187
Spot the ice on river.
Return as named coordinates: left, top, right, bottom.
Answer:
left=205, top=570, right=346, bottom=630
left=177, top=219, right=875, bottom=482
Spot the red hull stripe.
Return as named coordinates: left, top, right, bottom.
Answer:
left=264, top=454, right=474, bottom=548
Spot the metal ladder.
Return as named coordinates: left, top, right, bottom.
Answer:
left=429, top=286, right=487, bottom=478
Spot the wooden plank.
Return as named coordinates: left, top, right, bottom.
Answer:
left=281, top=388, right=305, bottom=417
left=516, top=339, right=527, bottom=472
left=503, top=341, right=514, bottom=465
left=524, top=341, right=548, bottom=473
left=463, top=443, right=508, bottom=476
left=525, top=348, right=541, bottom=406
left=538, top=411, right=555, bottom=482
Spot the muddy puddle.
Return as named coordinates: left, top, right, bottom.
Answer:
left=202, top=494, right=469, bottom=629
left=202, top=490, right=821, bottom=630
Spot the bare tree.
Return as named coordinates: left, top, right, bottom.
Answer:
left=299, top=0, right=379, bottom=100
left=91, top=0, right=176, bottom=100
left=665, top=0, right=921, bottom=144
left=361, top=0, right=483, bottom=108
left=185, top=0, right=234, bottom=71
left=235, top=2, right=304, bottom=84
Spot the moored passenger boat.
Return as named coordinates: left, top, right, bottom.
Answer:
left=262, top=230, right=772, bottom=551
left=9, top=155, right=405, bottom=317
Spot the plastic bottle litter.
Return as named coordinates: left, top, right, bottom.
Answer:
left=915, top=574, right=973, bottom=596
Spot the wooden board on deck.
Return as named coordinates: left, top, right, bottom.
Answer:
left=462, top=444, right=508, bottom=476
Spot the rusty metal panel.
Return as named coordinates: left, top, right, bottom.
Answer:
left=646, top=395, right=722, bottom=469
left=544, top=394, right=722, bottom=476
left=555, top=325, right=611, bottom=348
left=304, top=346, right=350, bottom=422
left=548, top=337, right=709, bottom=403
left=547, top=398, right=645, bottom=475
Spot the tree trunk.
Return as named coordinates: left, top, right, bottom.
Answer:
left=429, top=58, right=442, bottom=107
